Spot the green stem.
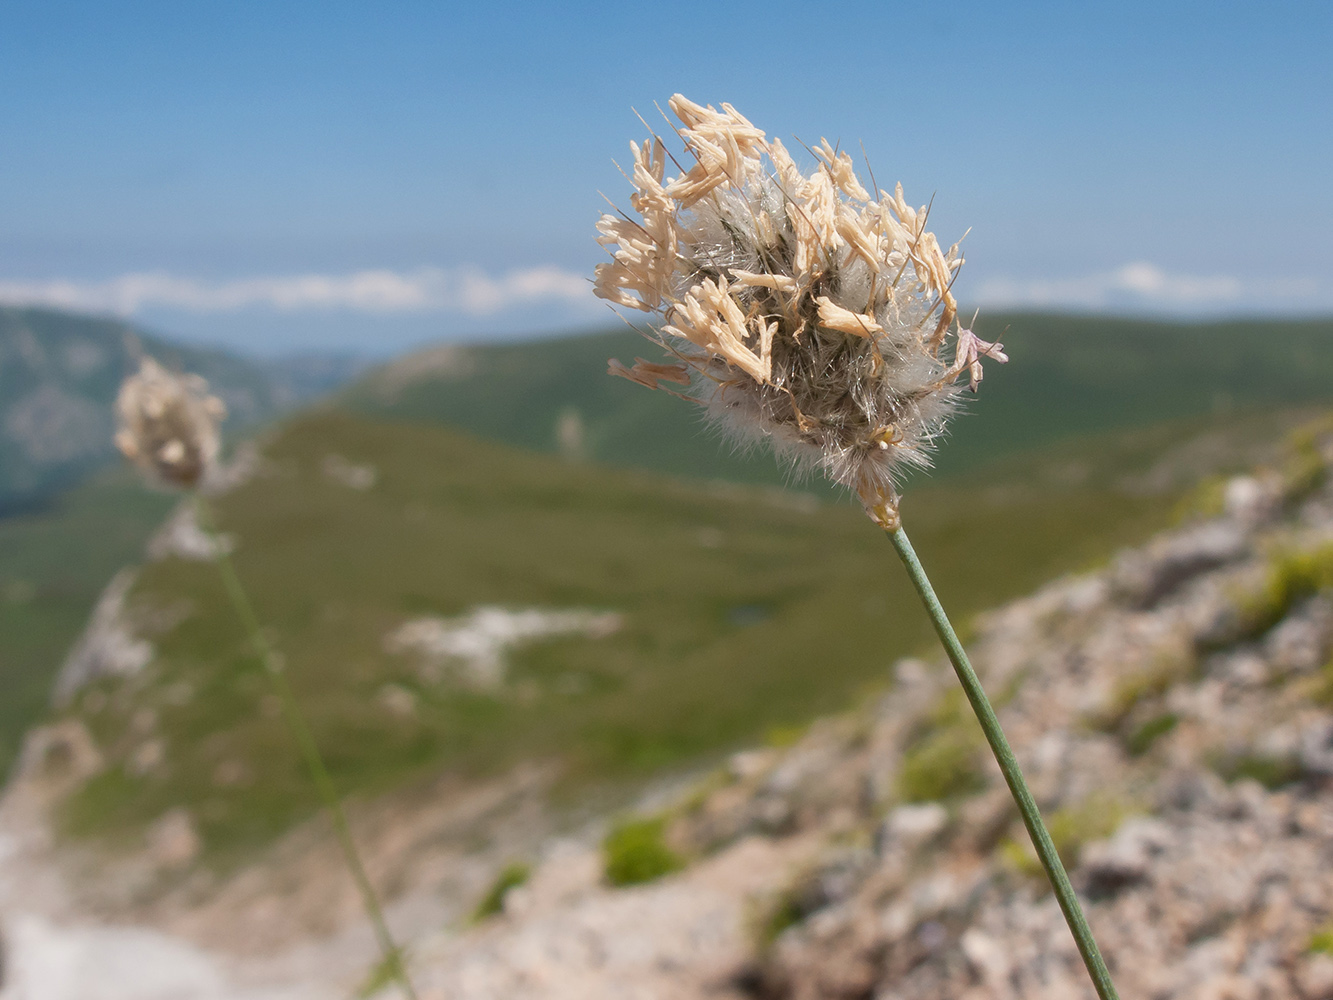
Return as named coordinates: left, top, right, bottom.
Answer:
left=887, top=525, right=1119, bottom=1000
left=194, top=496, right=419, bottom=1000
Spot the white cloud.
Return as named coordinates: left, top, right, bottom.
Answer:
left=0, top=265, right=596, bottom=317
left=973, top=262, right=1323, bottom=312
left=5, top=260, right=1323, bottom=324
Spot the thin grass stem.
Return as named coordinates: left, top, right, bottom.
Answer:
left=887, top=525, right=1119, bottom=1000
left=193, top=496, right=419, bottom=1000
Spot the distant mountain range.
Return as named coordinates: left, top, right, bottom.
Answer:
left=341, top=312, right=1333, bottom=486
left=0, top=307, right=366, bottom=511
left=6, top=306, right=1330, bottom=514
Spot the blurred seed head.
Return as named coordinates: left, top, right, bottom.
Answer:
left=114, top=358, right=227, bottom=490
left=596, top=95, right=1006, bottom=527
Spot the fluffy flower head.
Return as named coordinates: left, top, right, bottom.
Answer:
left=114, top=357, right=227, bottom=490
left=596, top=96, right=1006, bottom=527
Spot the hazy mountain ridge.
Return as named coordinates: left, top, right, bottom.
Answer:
left=340, top=313, right=1333, bottom=486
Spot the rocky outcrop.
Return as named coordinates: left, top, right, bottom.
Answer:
left=51, top=570, right=153, bottom=706
left=653, top=468, right=1333, bottom=1000
left=385, top=607, right=621, bottom=689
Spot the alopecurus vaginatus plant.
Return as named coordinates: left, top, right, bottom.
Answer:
left=594, top=95, right=1119, bottom=1000
left=114, top=358, right=419, bottom=1000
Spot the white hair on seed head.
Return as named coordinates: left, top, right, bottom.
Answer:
left=596, top=96, right=1006, bottom=528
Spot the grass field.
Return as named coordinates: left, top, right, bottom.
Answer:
left=54, top=404, right=1303, bottom=864
left=0, top=472, right=173, bottom=775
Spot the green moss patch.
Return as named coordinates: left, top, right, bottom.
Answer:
left=603, top=817, right=683, bottom=886
left=1125, top=712, right=1179, bottom=756
left=1002, top=795, right=1128, bottom=876
left=471, top=862, right=532, bottom=922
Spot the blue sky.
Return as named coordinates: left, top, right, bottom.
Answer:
left=0, top=0, right=1328, bottom=355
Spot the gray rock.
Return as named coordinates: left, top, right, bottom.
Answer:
left=802, top=847, right=876, bottom=912
left=147, top=503, right=230, bottom=562
left=1209, top=647, right=1270, bottom=687
left=1109, top=521, right=1248, bottom=610
left=876, top=803, right=949, bottom=856
left=1265, top=596, right=1333, bottom=675
left=1301, top=717, right=1333, bottom=777
left=53, top=569, right=152, bottom=704
left=1297, top=953, right=1333, bottom=1000
left=1079, top=817, right=1171, bottom=897
left=1224, top=474, right=1283, bottom=527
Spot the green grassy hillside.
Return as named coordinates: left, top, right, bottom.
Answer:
left=341, top=314, right=1333, bottom=485
left=952, top=313, right=1333, bottom=475
left=0, top=472, right=174, bottom=775
left=52, top=404, right=1302, bottom=865
left=14, top=310, right=1333, bottom=866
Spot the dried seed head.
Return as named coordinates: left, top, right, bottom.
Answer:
left=596, top=95, right=1007, bottom=527
left=114, top=358, right=227, bottom=490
